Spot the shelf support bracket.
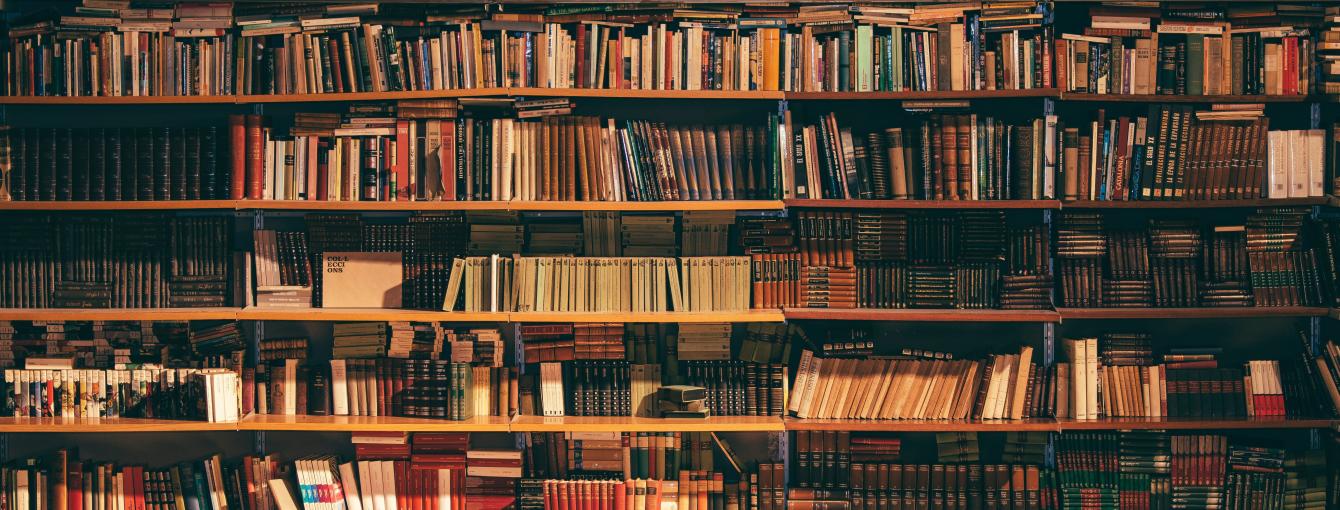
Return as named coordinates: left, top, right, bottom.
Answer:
left=0, top=433, right=8, bottom=462
left=254, top=430, right=267, bottom=455
left=1310, top=103, right=1321, bottom=130
left=1042, top=322, right=1055, bottom=367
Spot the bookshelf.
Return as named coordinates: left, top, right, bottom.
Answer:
left=3, top=2, right=1340, bottom=509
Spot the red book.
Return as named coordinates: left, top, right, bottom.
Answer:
left=316, top=139, right=330, bottom=200
left=575, top=24, right=587, bottom=88
left=245, top=114, right=264, bottom=199
left=395, top=119, right=411, bottom=200
left=394, top=462, right=409, bottom=510
left=614, top=482, right=626, bottom=510
left=229, top=115, right=246, bottom=199
left=68, top=463, right=82, bottom=510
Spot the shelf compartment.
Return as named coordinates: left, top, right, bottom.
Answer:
left=784, top=308, right=1060, bottom=322
left=239, top=414, right=511, bottom=432
left=510, top=415, right=783, bottom=433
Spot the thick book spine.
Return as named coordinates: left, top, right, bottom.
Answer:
left=229, top=115, right=246, bottom=200
left=245, top=114, right=264, bottom=199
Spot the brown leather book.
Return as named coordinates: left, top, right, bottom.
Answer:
left=564, top=116, right=577, bottom=200
left=245, top=114, right=264, bottom=199
left=955, top=115, right=972, bottom=200
left=703, top=127, right=723, bottom=200
left=940, top=115, right=958, bottom=200
left=576, top=117, right=592, bottom=200
left=229, top=115, right=246, bottom=200
left=733, top=124, right=750, bottom=197
left=691, top=126, right=712, bottom=201
left=717, top=125, right=736, bottom=200
left=927, top=117, right=944, bottom=200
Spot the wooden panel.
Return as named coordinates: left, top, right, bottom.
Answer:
left=1058, top=307, right=1329, bottom=320
left=786, top=199, right=1059, bottom=209
left=239, top=415, right=511, bottom=432
left=785, top=419, right=1058, bottom=432
left=0, top=417, right=239, bottom=433
left=1063, top=198, right=1328, bottom=209
left=506, top=200, right=784, bottom=211
left=785, top=89, right=1060, bottom=100
left=238, top=308, right=510, bottom=322
left=0, top=200, right=236, bottom=210
left=510, top=415, right=783, bottom=432
left=0, top=308, right=242, bottom=321
left=510, top=87, right=783, bottom=100
left=784, top=308, right=1061, bottom=322
left=1056, top=417, right=1334, bottom=431
left=508, top=311, right=786, bottom=323
left=1061, top=93, right=1315, bottom=103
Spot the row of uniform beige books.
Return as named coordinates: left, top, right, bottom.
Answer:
left=441, top=256, right=753, bottom=313
left=785, top=347, right=1038, bottom=421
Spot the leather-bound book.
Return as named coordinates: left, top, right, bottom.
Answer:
left=246, top=114, right=264, bottom=199
left=229, top=114, right=246, bottom=199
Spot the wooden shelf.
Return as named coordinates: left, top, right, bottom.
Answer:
left=504, top=200, right=783, bottom=211
left=1063, top=198, right=1329, bottom=209
left=786, top=199, right=1058, bottom=209
left=0, top=308, right=242, bottom=321
left=785, top=89, right=1059, bottom=100
left=237, top=308, right=510, bottom=322
left=510, top=415, right=783, bottom=433
left=239, top=414, right=511, bottom=432
left=0, top=200, right=784, bottom=212
left=243, top=89, right=508, bottom=103
left=507, top=310, right=786, bottom=323
left=0, top=417, right=240, bottom=433
left=784, top=418, right=1056, bottom=432
left=784, top=308, right=1060, bottom=322
left=511, top=87, right=783, bottom=100
left=1060, top=93, right=1316, bottom=103
left=1057, top=307, right=1329, bottom=320
left=1055, top=417, right=1334, bottom=431
left=0, top=95, right=237, bottom=105
left=0, top=200, right=237, bottom=211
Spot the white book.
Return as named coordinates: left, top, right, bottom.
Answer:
left=330, top=360, right=349, bottom=415
left=268, top=479, right=301, bottom=510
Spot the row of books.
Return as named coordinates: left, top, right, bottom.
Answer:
left=5, top=111, right=1338, bottom=203
left=0, top=127, right=228, bottom=201
left=1054, top=210, right=1333, bottom=308
left=522, top=431, right=726, bottom=480
left=794, top=113, right=1056, bottom=201
left=789, top=463, right=1048, bottom=510
left=1056, top=4, right=1320, bottom=96
left=0, top=215, right=234, bottom=309
left=239, top=101, right=791, bottom=202
left=441, top=255, right=754, bottom=313
left=786, top=346, right=1050, bottom=421
left=1059, top=106, right=1326, bottom=201
left=4, top=2, right=1053, bottom=97
left=0, top=320, right=193, bottom=369
left=2, top=367, right=240, bottom=422
left=1059, top=337, right=1325, bottom=421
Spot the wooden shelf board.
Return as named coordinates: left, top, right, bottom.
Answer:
left=1060, top=93, right=1315, bottom=103
left=0, top=200, right=237, bottom=211
left=785, top=418, right=1057, bottom=432
left=510, top=87, right=783, bottom=100
left=784, top=308, right=1060, bottom=322
left=786, top=199, right=1058, bottom=209
left=1063, top=198, right=1329, bottom=209
left=510, top=415, right=783, bottom=432
left=785, top=89, right=1059, bottom=100
left=238, top=308, right=510, bottom=322
left=239, top=414, right=511, bottom=432
left=0, top=308, right=242, bottom=321
left=244, top=89, right=507, bottom=103
left=1056, top=417, right=1334, bottom=431
left=1058, top=307, right=1329, bottom=320
left=508, top=310, right=786, bottom=323
left=0, top=417, right=238, bottom=433
left=247, top=200, right=510, bottom=211
left=0, top=95, right=236, bottom=105
left=505, top=200, right=783, bottom=211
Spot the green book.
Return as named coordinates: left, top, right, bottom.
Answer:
left=1186, top=34, right=1204, bottom=95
